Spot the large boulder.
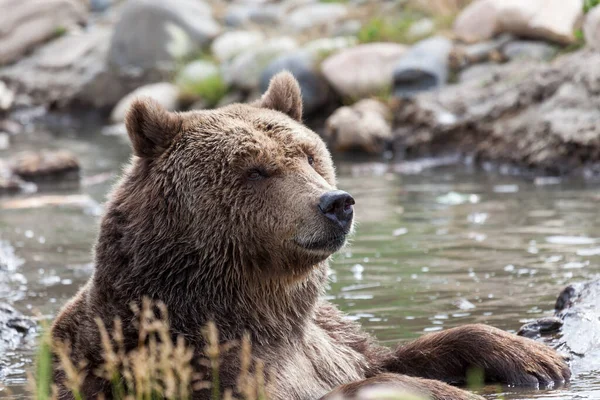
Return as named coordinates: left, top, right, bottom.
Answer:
left=393, top=36, right=453, bottom=97
left=0, top=27, right=146, bottom=109
left=108, top=0, right=220, bottom=70
left=223, top=37, right=297, bottom=91
left=393, top=49, right=600, bottom=175
left=10, top=150, right=80, bottom=183
left=324, top=99, right=392, bottom=154
left=454, top=0, right=584, bottom=44
left=321, top=43, right=407, bottom=99
left=259, top=50, right=331, bottom=116
left=0, top=0, right=88, bottom=65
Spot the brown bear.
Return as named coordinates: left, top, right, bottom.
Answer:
left=51, top=72, right=570, bottom=400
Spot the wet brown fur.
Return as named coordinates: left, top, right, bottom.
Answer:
left=51, top=72, right=570, bottom=400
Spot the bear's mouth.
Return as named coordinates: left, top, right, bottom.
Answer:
left=293, top=234, right=347, bottom=254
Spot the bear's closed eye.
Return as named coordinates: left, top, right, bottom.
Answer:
left=247, top=168, right=269, bottom=181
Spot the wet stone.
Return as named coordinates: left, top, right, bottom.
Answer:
left=517, top=317, right=563, bottom=339
left=10, top=150, right=80, bottom=183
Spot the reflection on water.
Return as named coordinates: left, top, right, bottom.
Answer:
left=0, top=125, right=599, bottom=399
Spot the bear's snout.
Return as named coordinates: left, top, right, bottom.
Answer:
left=318, top=190, right=355, bottom=231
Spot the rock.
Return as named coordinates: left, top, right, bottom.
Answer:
left=175, top=60, right=224, bottom=105
left=0, top=161, right=24, bottom=195
left=0, top=133, right=8, bottom=150
left=457, top=62, right=503, bottom=83
left=393, top=36, right=453, bottom=97
left=224, top=4, right=282, bottom=27
left=407, top=18, right=435, bottom=41
left=0, top=81, right=15, bottom=111
left=260, top=51, right=331, bottom=115
left=285, top=3, right=348, bottom=32
left=519, top=280, right=600, bottom=375
left=303, top=37, right=357, bottom=58
left=0, top=0, right=88, bottom=65
left=321, top=43, right=407, bottom=99
left=325, top=99, right=392, bottom=154
left=332, top=19, right=362, bottom=37
left=0, top=303, right=35, bottom=354
left=453, top=0, right=499, bottom=43
left=10, top=150, right=80, bottom=183
left=210, top=31, right=265, bottom=63
left=584, top=6, right=600, bottom=52
left=0, top=27, right=131, bottom=109
left=393, top=49, right=600, bottom=175
left=108, top=0, right=220, bottom=70
left=503, top=40, right=558, bottom=62
left=450, top=34, right=513, bottom=68
left=110, top=82, right=180, bottom=123
left=223, top=37, right=297, bottom=91
left=454, top=0, right=583, bottom=45
left=90, top=0, right=111, bottom=12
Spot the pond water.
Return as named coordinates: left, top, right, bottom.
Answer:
left=0, top=121, right=599, bottom=399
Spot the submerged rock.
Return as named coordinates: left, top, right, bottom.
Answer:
left=519, top=279, right=600, bottom=375
left=324, top=99, right=392, bottom=154
left=394, top=49, right=600, bottom=175
left=321, top=43, right=406, bottom=99
left=0, top=303, right=35, bottom=352
left=0, top=0, right=88, bottom=65
left=10, top=150, right=80, bottom=183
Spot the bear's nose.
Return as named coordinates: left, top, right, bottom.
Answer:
left=319, top=190, right=355, bottom=229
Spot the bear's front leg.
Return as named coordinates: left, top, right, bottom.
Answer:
left=379, top=324, right=570, bottom=387
left=321, top=373, right=484, bottom=400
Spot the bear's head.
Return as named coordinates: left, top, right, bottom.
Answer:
left=97, top=73, right=354, bottom=310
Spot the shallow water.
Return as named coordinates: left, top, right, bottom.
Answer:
left=0, top=122, right=599, bottom=398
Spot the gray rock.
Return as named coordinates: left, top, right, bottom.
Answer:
left=211, top=31, right=265, bottom=63
left=285, top=3, right=348, bottom=32
left=584, top=6, right=600, bottom=52
left=393, top=49, right=600, bottom=174
left=223, top=37, right=297, bottom=91
left=324, top=99, right=392, bottom=154
left=0, top=0, right=88, bottom=65
left=321, top=43, right=407, bottom=99
left=503, top=40, right=558, bottom=61
left=110, top=82, right=180, bottom=123
left=0, top=27, right=130, bottom=109
left=259, top=51, right=331, bottom=115
left=0, top=303, right=35, bottom=354
left=407, top=18, right=435, bottom=41
left=393, top=36, right=453, bottom=97
left=224, top=4, right=282, bottom=27
left=519, top=280, right=600, bottom=375
left=108, top=0, right=220, bottom=70
left=451, top=33, right=514, bottom=68
left=90, top=0, right=111, bottom=12
left=332, top=19, right=362, bottom=37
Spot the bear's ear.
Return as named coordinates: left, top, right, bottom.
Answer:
left=258, top=71, right=303, bottom=122
left=125, top=97, right=183, bottom=158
